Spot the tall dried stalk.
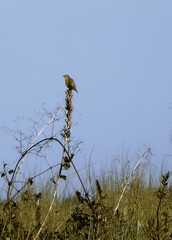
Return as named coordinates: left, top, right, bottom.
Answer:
left=114, top=147, right=151, bottom=214
left=34, top=89, right=85, bottom=239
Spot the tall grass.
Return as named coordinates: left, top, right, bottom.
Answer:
left=0, top=157, right=171, bottom=239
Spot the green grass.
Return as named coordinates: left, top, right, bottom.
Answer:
left=0, top=160, right=171, bottom=240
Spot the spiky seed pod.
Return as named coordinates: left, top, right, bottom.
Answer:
left=76, top=191, right=84, bottom=203
left=60, top=77, right=76, bottom=174
left=96, top=179, right=102, bottom=196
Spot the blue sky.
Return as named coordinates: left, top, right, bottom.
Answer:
left=0, top=0, right=172, bottom=181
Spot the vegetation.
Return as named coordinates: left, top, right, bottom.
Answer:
left=0, top=86, right=171, bottom=239
left=0, top=166, right=171, bottom=239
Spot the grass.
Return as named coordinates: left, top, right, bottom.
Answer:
left=0, top=160, right=171, bottom=240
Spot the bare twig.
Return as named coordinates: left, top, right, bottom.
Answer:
left=33, top=174, right=61, bottom=240
left=9, top=108, right=62, bottom=199
left=7, top=137, right=68, bottom=199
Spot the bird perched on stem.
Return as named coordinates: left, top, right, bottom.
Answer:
left=63, top=74, right=78, bottom=93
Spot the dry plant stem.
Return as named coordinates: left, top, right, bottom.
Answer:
left=33, top=160, right=89, bottom=240
left=156, top=172, right=170, bottom=239
left=33, top=175, right=61, bottom=240
left=114, top=147, right=151, bottom=214
left=9, top=109, right=61, bottom=199
left=34, top=89, right=89, bottom=239
left=7, top=137, right=68, bottom=199
left=70, top=159, right=90, bottom=202
left=63, top=90, right=90, bottom=201
left=156, top=199, right=162, bottom=240
left=59, top=119, right=68, bottom=176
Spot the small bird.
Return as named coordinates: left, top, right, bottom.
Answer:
left=63, top=74, right=78, bottom=93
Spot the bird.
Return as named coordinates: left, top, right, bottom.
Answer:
left=63, top=74, right=78, bottom=93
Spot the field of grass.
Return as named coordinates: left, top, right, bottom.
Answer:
left=0, top=161, right=171, bottom=240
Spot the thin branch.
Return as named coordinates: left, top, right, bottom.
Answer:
left=7, top=137, right=68, bottom=199
left=114, top=147, right=151, bottom=214
left=9, top=108, right=62, bottom=198
left=33, top=174, right=61, bottom=240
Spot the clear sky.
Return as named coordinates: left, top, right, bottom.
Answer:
left=0, top=0, right=172, bottom=180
